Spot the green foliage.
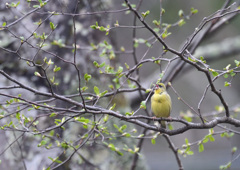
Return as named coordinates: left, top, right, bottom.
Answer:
left=125, top=111, right=134, bottom=116
left=51, top=39, right=65, bottom=47
left=113, top=124, right=127, bottom=133
left=178, top=10, right=184, bottom=17
left=220, top=132, right=234, bottom=138
left=90, top=22, right=110, bottom=35
left=123, top=145, right=139, bottom=154
left=33, top=0, right=47, bottom=8
left=141, top=10, right=150, bottom=18
left=198, top=143, right=204, bottom=152
left=140, top=101, right=146, bottom=109
left=161, top=30, right=171, bottom=39
left=6, top=1, right=20, bottom=8
left=231, top=146, right=237, bottom=154
left=1, top=1, right=240, bottom=169
left=84, top=73, right=92, bottom=82
left=178, top=19, right=186, bottom=26
left=109, top=103, right=116, bottom=110
left=151, top=133, right=159, bottom=145
left=34, top=71, right=42, bottom=77
left=200, top=56, right=206, bottom=63
left=178, top=138, right=194, bottom=157
left=105, top=143, right=124, bottom=156
left=153, top=20, right=160, bottom=26
left=191, top=7, right=198, bottom=14
left=53, top=65, right=61, bottom=72
left=49, top=22, right=57, bottom=30
left=219, top=162, right=231, bottom=170
left=48, top=157, right=62, bottom=164
left=180, top=111, right=193, bottom=122
left=168, top=123, right=174, bottom=130
left=209, top=69, right=219, bottom=77
left=2, top=22, right=6, bottom=27
left=134, top=38, right=151, bottom=48
left=188, top=57, right=196, bottom=62
left=198, top=129, right=215, bottom=153
left=234, top=60, right=240, bottom=67
left=93, top=86, right=108, bottom=97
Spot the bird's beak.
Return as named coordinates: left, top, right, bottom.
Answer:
left=154, top=84, right=159, bottom=90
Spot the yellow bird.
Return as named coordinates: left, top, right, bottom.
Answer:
left=151, top=83, right=172, bottom=128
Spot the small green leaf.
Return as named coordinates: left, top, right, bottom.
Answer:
left=120, top=124, right=127, bottom=131
left=231, top=147, right=237, bottom=154
left=185, top=138, right=189, bottom=145
left=109, top=103, right=116, bottom=110
left=115, top=148, right=124, bottom=156
left=200, top=56, right=206, bottom=63
left=161, top=31, right=171, bottom=39
left=103, top=115, right=109, bottom=122
left=223, top=74, right=228, bottom=78
left=210, top=69, right=218, bottom=77
left=49, top=113, right=56, bottom=117
left=178, top=10, right=184, bottom=17
left=47, top=59, right=54, bottom=65
left=40, top=140, right=47, bottom=146
left=84, top=73, right=92, bottom=82
left=80, top=86, right=88, bottom=92
left=53, top=65, right=61, bottom=72
left=182, top=114, right=192, bottom=122
left=219, top=162, right=231, bottom=170
left=224, top=81, right=231, bottom=87
left=153, top=20, right=160, bottom=26
left=50, top=22, right=55, bottom=30
left=93, top=61, right=99, bottom=68
left=108, top=143, right=116, bottom=151
left=99, top=26, right=106, bottom=31
left=168, top=123, right=174, bottom=130
left=125, top=111, right=134, bottom=116
left=224, top=64, right=231, bottom=70
left=208, top=135, right=215, bottom=142
left=90, top=25, right=97, bottom=29
left=140, top=101, right=146, bottom=109
left=83, top=124, right=88, bottom=129
left=178, top=19, right=186, bottom=26
left=198, top=143, right=204, bottom=152
left=99, top=62, right=105, bottom=68
left=230, top=72, right=236, bottom=77
left=161, top=8, right=165, bottom=15
left=151, top=138, right=156, bottom=144
left=100, top=90, right=108, bottom=97
left=137, top=64, right=143, bottom=69
left=33, top=5, right=40, bottom=8
left=191, top=7, right=198, bottom=14
left=234, top=60, right=240, bottom=67
left=34, top=71, right=41, bottom=77
left=117, top=66, right=123, bottom=74
left=124, top=63, right=129, bottom=70
left=141, top=10, right=150, bottom=18
left=187, top=150, right=194, bottom=155
left=202, top=137, right=209, bottom=144
left=113, top=124, right=119, bottom=130
left=94, top=86, right=100, bottom=95
left=188, top=57, right=196, bottom=62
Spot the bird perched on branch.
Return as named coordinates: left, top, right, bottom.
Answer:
left=151, top=83, right=172, bottom=128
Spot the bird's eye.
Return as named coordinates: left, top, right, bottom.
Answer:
left=158, top=84, right=163, bottom=87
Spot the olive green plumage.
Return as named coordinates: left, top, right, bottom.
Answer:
left=151, top=83, right=172, bottom=128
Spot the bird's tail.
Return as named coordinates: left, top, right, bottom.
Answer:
left=160, top=121, right=166, bottom=129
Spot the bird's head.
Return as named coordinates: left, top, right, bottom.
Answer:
left=154, top=83, right=166, bottom=94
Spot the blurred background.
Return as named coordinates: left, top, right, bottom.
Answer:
left=0, top=0, right=240, bottom=169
